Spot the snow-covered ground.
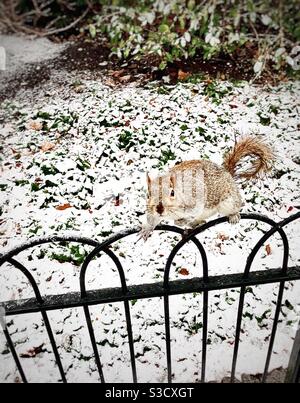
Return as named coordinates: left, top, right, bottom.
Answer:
left=0, top=40, right=300, bottom=382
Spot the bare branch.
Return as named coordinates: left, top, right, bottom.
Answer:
left=45, top=15, right=63, bottom=30
left=0, top=2, right=91, bottom=37
left=39, top=7, right=90, bottom=37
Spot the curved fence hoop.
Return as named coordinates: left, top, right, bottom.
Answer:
left=242, top=211, right=300, bottom=279
left=1, top=213, right=298, bottom=297
left=279, top=211, right=300, bottom=226
left=243, top=217, right=289, bottom=278
left=230, top=212, right=300, bottom=383
left=0, top=237, right=102, bottom=384
left=78, top=225, right=207, bottom=296
left=163, top=213, right=293, bottom=289
left=0, top=236, right=100, bottom=267
left=0, top=236, right=101, bottom=304
left=80, top=247, right=128, bottom=298
left=7, top=258, right=44, bottom=304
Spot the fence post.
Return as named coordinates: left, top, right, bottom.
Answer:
left=285, top=320, right=300, bottom=383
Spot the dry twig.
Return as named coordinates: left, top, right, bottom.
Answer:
left=0, top=0, right=92, bottom=37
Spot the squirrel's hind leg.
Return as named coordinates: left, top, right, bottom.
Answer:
left=218, top=195, right=242, bottom=225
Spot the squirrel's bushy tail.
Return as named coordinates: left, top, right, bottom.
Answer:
left=223, top=136, right=275, bottom=180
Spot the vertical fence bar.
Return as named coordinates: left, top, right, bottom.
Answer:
left=262, top=281, right=285, bottom=382
left=230, top=286, right=246, bottom=383
left=83, top=304, right=105, bottom=383
left=3, top=328, right=27, bottom=383
left=40, top=310, right=66, bottom=383
left=80, top=246, right=129, bottom=384
left=162, top=228, right=209, bottom=384
left=229, top=215, right=289, bottom=383
left=3, top=259, right=67, bottom=382
left=201, top=291, right=208, bottom=383
left=164, top=295, right=172, bottom=383
left=123, top=300, right=137, bottom=383
left=285, top=320, right=300, bottom=383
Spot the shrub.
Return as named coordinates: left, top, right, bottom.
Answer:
left=89, top=0, right=300, bottom=75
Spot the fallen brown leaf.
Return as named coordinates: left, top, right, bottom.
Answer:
left=217, top=232, right=229, bottom=241
left=41, top=142, right=55, bottom=152
left=177, top=69, right=190, bottom=81
left=28, top=120, right=43, bottom=131
left=115, top=195, right=120, bottom=206
left=16, top=223, right=21, bottom=235
left=104, top=78, right=117, bottom=87
left=111, top=69, right=125, bottom=78
left=20, top=343, right=46, bottom=358
left=118, top=75, right=131, bottom=83
left=179, top=268, right=189, bottom=276
left=149, top=98, right=157, bottom=106
left=56, top=203, right=72, bottom=211
left=265, top=244, right=272, bottom=255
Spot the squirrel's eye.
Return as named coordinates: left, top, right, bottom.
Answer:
left=170, top=189, right=175, bottom=197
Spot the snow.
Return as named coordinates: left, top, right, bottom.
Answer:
left=0, top=306, right=5, bottom=330
left=0, top=63, right=300, bottom=383
left=0, top=34, right=66, bottom=76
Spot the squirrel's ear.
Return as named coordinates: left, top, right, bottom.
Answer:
left=170, top=174, right=176, bottom=189
left=146, top=172, right=151, bottom=189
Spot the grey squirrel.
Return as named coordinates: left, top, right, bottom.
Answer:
left=141, top=136, right=275, bottom=240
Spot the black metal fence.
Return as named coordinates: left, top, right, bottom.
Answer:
left=1, top=212, right=300, bottom=383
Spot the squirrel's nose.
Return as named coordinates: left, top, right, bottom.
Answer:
left=156, top=202, right=164, bottom=215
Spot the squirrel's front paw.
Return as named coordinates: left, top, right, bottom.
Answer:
left=228, top=213, right=240, bottom=224
left=139, top=226, right=154, bottom=241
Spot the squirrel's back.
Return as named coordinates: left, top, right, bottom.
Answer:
left=171, top=159, right=237, bottom=209
left=170, top=136, right=275, bottom=209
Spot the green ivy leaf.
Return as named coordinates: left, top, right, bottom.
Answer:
left=159, top=24, right=170, bottom=33
left=89, top=24, right=97, bottom=39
